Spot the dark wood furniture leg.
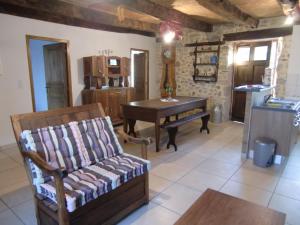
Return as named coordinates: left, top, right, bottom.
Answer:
left=128, top=119, right=137, bottom=137
left=167, top=127, right=178, bottom=151
left=155, top=118, right=160, bottom=152
left=200, top=114, right=210, bottom=134
left=163, top=116, right=170, bottom=124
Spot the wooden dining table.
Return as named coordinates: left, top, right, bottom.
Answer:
left=122, top=96, right=207, bottom=151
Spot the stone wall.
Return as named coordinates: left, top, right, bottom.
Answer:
left=157, top=17, right=292, bottom=121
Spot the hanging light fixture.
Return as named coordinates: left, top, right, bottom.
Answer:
left=160, top=21, right=183, bottom=44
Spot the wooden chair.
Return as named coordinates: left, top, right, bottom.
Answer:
left=11, top=103, right=151, bottom=225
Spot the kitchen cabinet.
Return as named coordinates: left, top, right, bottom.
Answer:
left=81, top=87, right=135, bottom=125
left=249, top=107, right=299, bottom=157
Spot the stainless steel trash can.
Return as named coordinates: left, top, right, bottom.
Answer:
left=253, top=137, right=276, bottom=168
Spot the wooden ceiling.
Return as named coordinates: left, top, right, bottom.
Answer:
left=0, top=0, right=291, bottom=36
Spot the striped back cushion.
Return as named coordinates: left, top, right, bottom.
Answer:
left=77, top=117, right=123, bottom=163
left=20, top=121, right=90, bottom=185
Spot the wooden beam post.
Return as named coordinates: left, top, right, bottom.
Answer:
left=0, top=0, right=158, bottom=36
left=195, top=0, right=258, bottom=27
left=223, top=27, right=293, bottom=41
left=107, top=0, right=212, bottom=32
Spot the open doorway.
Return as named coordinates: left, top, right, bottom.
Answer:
left=26, top=35, right=72, bottom=112
left=231, top=41, right=276, bottom=122
left=130, top=49, right=149, bottom=101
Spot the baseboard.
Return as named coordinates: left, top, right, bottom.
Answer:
left=0, top=142, right=18, bottom=151
left=248, top=149, right=285, bottom=165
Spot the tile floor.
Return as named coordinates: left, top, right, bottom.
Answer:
left=0, top=121, right=300, bottom=225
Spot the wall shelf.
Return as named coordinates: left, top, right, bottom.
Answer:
left=186, top=41, right=223, bottom=83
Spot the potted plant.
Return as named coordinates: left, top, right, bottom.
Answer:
left=165, top=84, right=173, bottom=100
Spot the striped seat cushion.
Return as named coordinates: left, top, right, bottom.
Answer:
left=20, top=116, right=123, bottom=186
left=20, top=121, right=91, bottom=185
left=77, top=117, right=123, bottom=163
left=38, top=153, right=150, bottom=212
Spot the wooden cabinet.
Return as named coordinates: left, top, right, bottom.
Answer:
left=82, top=87, right=135, bottom=125
left=83, top=56, right=107, bottom=77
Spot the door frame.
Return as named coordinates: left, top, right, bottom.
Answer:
left=130, top=48, right=149, bottom=100
left=230, top=41, right=272, bottom=121
left=26, top=35, right=73, bottom=111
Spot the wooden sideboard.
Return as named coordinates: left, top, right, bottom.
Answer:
left=82, top=87, right=135, bottom=125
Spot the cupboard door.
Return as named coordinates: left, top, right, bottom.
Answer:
left=121, top=57, right=130, bottom=77
left=95, top=91, right=109, bottom=116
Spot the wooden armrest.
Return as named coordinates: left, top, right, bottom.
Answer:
left=115, top=129, right=152, bottom=145
left=22, top=150, right=69, bottom=224
left=21, top=151, right=67, bottom=179
left=115, top=128, right=152, bottom=159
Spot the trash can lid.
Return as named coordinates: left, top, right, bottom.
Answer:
left=255, top=137, right=276, bottom=145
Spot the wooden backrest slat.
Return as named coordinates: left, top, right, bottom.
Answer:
left=11, top=103, right=105, bottom=143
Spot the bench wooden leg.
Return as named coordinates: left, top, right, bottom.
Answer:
left=128, top=119, right=137, bottom=137
left=167, top=127, right=178, bottom=151
left=200, top=114, right=210, bottom=134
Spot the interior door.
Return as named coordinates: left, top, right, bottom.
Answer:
left=133, top=53, right=146, bottom=101
left=231, top=42, right=271, bottom=122
left=43, top=43, right=69, bottom=109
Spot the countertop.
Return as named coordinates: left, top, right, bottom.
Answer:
left=234, top=85, right=275, bottom=92
left=253, top=98, right=300, bottom=113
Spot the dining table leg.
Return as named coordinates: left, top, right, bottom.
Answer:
left=155, top=118, right=160, bottom=152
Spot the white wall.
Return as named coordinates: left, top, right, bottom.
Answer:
left=0, top=13, right=159, bottom=146
left=285, top=25, right=300, bottom=98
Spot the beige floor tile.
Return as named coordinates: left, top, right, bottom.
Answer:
left=165, top=151, right=207, bottom=169
left=220, top=180, right=272, bottom=206
left=11, top=199, right=37, bottom=225
left=275, top=178, right=300, bottom=201
left=242, top=159, right=285, bottom=176
left=282, top=165, right=300, bottom=182
left=118, top=202, right=179, bottom=225
left=0, top=152, right=8, bottom=160
left=150, top=162, right=192, bottom=182
left=177, top=169, right=227, bottom=191
left=2, top=148, right=23, bottom=165
left=0, top=209, right=23, bottom=225
left=1, top=185, right=33, bottom=207
left=0, top=157, right=20, bottom=172
left=0, top=200, right=8, bottom=213
left=230, top=167, right=279, bottom=192
left=0, top=166, right=29, bottom=196
left=286, top=155, right=300, bottom=168
left=269, top=194, right=300, bottom=225
left=195, top=158, right=240, bottom=179
left=153, top=183, right=202, bottom=215
left=149, top=174, right=173, bottom=200
left=211, top=148, right=245, bottom=166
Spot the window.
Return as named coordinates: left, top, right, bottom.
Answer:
left=254, top=46, right=268, bottom=61
left=236, top=46, right=250, bottom=63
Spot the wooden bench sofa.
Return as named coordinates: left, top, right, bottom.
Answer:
left=11, top=103, right=152, bottom=225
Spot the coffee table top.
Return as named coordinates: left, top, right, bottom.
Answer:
left=175, top=189, right=286, bottom=225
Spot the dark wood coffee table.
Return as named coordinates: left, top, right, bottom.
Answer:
left=175, top=189, right=286, bottom=225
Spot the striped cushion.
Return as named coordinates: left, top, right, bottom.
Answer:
left=38, top=153, right=150, bottom=212
left=77, top=117, right=123, bottom=163
left=20, top=121, right=90, bottom=185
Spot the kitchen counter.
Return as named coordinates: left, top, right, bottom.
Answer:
left=253, top=98, right=300, bottom=113
left=234, top=85, right=275, bottom=93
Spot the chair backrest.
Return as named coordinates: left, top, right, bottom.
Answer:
left=11, top=103, right=106, bottom=144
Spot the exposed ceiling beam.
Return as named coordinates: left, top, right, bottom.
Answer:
left=195, top=0, right=258, bottom=27
left=107, top=0, right=212, bottom=32
left=223, top=27, right=293, bottom=41
left=0, top=0, right=158, bottom=37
